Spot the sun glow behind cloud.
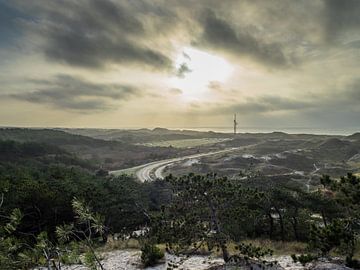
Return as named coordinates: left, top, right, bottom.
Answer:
left=2, top=0, right=360, bottom=130
left=168, top=47, right=233, bottom=101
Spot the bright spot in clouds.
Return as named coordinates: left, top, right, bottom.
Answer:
left=169, top=47, right=233, bottom=101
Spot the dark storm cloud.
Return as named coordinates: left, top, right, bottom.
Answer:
left=9, top=0, right=359, bottom=71
left=176, top=63, right=192, bottom=78
left=10, top=0, right=172, bottom=70
left=44, top=31, right=172, bottom=69
left=10, top=75, right=141, bottom=111
left=324, top=0, right=360, bottom=41
left=196, top=10, right=289, bottom=67
left=5, top=0, right=360, bottom=71
left=0, top=1, right=26, bottom=47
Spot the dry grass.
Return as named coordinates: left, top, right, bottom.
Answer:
left=101, top=238, right=307, bottom=255
left=138, top=138, right=231, bottom=148
left=240, top=239, right=307, bottom=255
left=157, top=239, right=307, bottom=257
left=100, top=237, right=141, bottom=252
left=100, top=237, right=360, bottom=260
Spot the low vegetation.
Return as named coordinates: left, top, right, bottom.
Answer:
left=140, top=243, right=164, bottom=267
left=0, top=128, right=188, bottom=170
left=0, top=131, right=359, bottom=269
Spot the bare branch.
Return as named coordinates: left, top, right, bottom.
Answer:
left=0, top=193, right=4, bottom=208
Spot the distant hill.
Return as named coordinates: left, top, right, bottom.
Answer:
left=59, top=127, right=232, bottom=143
left=312, top=138, right=359, bottom=162
left=58, top=127, right=345, bottom=144
left=348, top=132, right=360, bottom=141
left=0, top=128, right=188, bottom=170
left=318, top=138, right=352, bottom=150
left=0, top=128, right=111, bottom=146
left=0, top=140, right=94, bottom=170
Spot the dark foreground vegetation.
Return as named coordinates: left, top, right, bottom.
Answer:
left=0, top=139, right=359, bottom=269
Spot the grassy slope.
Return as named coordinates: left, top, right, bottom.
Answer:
left=0, top=140, right=94, bottom=170
left=59, top=127, right=233, bottom=143
left=138, top=138, right=231, bottom=148
left=0, top=128, right=189, bottom=170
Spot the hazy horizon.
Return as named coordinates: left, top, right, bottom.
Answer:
left=0, top=0, right=359, bottom=130
left=1, top=125, right=358, bottom=136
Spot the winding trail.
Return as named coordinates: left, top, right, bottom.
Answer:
left=110, top=145, right=253, bottom=182
left=306, top=163, right=320, bottom=192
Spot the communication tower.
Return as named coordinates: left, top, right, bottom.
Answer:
left=233, top=114, right=237, bottom=135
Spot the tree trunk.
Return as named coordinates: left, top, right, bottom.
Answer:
left=291, top=216, right=299, bottom=241
left=267, top=212, right=274, bottom=239
left=87, top=240, right=104, bottom=270
left=205, top=195, right=230, bottom=262
left=43, top=249, right=52, bottom=270
left=291, top=208, right=299, bottom=241
left=275, top=206, right=285, bottom=242
left=221, top=242, right=230, bottom=262
left=321, top=210, right=327, bottom=227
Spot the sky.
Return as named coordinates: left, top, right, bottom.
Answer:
left=0, top=0, right=359, bottom=131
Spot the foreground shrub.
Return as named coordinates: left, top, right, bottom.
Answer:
left=141, top=243, right=164, bottom=267
left=291, top=254, right=318, bottom=266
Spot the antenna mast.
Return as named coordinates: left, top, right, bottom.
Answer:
left=233, top=114, right=237, bottom=135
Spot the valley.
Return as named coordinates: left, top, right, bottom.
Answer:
left=89, top=128, right=360, bottom=192
left=1, top=127, right=360, bottom=269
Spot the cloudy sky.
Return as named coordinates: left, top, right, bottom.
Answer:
left=0, top=0, right=359, bottom=131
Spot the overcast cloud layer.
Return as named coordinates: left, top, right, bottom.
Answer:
left=0, top=0, right=359, bottom=132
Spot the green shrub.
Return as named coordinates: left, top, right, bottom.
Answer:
left=83, top=251, right=98, bottom=270
left=235, top=242, right=273, bottom=259
left=291, top=254, right=317, bottom=266
left=309, top=219, right=356, bottom=257
left=141, top=243, right=164, bottom=267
